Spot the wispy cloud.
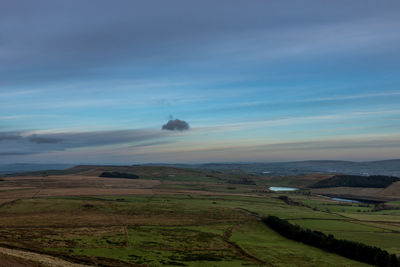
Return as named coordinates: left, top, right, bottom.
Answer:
left=304, top=91, right=400, bottom=102
left=193, top=109, right=400, bottom=133
left=124, top=134, right=400, bottom=163
left=0, top=114, right=64, bottom=120
left=0, top=132, right=21, bottom=141
left=0, top=89, right=45, bottom=97
left=0, top=129, right=173, bottom=156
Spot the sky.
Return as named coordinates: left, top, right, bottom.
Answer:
left=1, top=0, right=400, bottom=164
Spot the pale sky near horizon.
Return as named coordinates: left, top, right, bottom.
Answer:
left=1, top=0, right=400, bottom=164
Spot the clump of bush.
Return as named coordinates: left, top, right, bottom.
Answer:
left=372, top=203, right=400, bottom=212
left=99, top=171, right=139, bottom=179
left=263, top=215, right=400, bottom=267
left=227, top=177, right=256, bottom=185
left=277, top=195, right=310, bottom=208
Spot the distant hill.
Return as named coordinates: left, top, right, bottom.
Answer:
left=3, top=164, right=260, bottom=185
left=310, top=174, right=400, bottom=188
left=3, top=159, right=400, bottom=177
left=167, top=159, right=400, bottom=176
left=4, top=164, right=218, bottom=179
left=0, top=163, right=74, bottom=175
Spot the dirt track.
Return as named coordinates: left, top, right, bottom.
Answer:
left=0, top=247, right=91, bottom=267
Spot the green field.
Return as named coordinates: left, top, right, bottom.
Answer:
left=2, top=192, right=398, bottom=266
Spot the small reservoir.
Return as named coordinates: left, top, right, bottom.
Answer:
left=331, top=197, right=360, bottom=203
left=269, top=186, right=299, bottom=192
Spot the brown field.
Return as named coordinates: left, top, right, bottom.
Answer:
left=0, top=171, right=268, bottom=266
left=0, top=175, right=261, bottom=200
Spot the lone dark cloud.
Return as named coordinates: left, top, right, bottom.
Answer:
left=162, top=119, right=190, bottom=131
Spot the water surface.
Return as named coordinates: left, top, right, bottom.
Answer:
left=269, top=186, right=298, bottom=192
left=331, top=197, right=360, bottom=203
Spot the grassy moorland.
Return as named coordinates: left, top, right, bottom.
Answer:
left=0, top=166, right=399, bottom=266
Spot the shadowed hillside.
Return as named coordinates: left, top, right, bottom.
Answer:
left=310, top=175, right=400, bottom=189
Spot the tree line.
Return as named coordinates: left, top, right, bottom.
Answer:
left=310, top=174, right=400, bottom=188
left=263, top=215, right=400, bottom=267
left=99, top=171, right=139, bottom=179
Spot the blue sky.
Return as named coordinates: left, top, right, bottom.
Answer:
left=1, top=0, right=400, bottom=164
